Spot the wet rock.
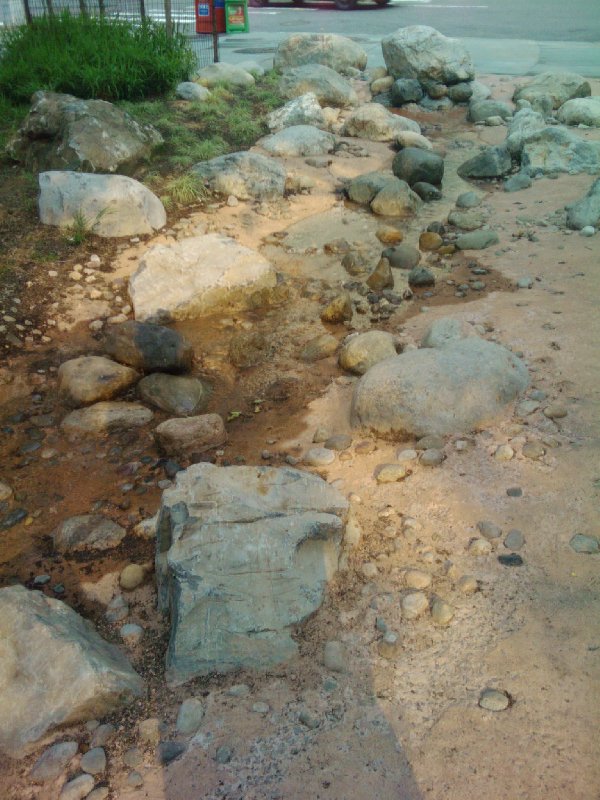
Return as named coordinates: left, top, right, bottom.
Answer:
left=513, top=71, right=591, bottom=111
left=59, top=774, right=95, bottom=800
left=279, top=64, right=358, bottom=108
left=375, top=463, right=408, bottom=483
left=366, top=257, right=394, bottom=291
left=338, top=330, right=397, bottom=375
left=138, top=374, right=210, bottom=416
left=342, top=103, right=420, bottom=141
left=421, top=317, right=470, bottom=348
left=57, top=356, right=139, bottom=407
left=260, top=125, right=335, bottom=157
left=274, top=33, right=367, bottom=75
left=30, top=741, right=78, bottom=783
left=321, top=292, right=353, bottom=324
left=392, top=147, right=444, bottom=187
left=382, top=26, right=474, bottom=85
left=479, top=688, right=510, bottom=711
left=54, top=515, right=126, bottom=553
left=456, top=230, right=499, bottom=250
left=176, top=698, right=205, bottom=734
left=81, top=747, right=106, bottom=775
left=267, top=92, right=326, bottom=132
left=193, top=152, right=286, bottom=200
left=458, top=146, right=512, bottom=179
left=382, top=243, right=420, bottom=270
left=300, top=333, right=338, bottom=362
left=401, top=591, right=429, bottom=620
left=104, top=320, right=193, bottom=374
left=391, top=78, right=423, bottom=105
left=154, top=414, right=227, bottom=458
left=412, top=182, right=442, bottom=201
left=408, top=266, right=435, bottom=287
left=569, top=534, right=600, bottom=554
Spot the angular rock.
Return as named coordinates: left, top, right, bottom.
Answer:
left=504, top=172, right=533, bottom=192
left=468, top=99, right=513, bottom=123
left=274, top=33, right=367, bottom=75
left=342, top=103, right=420, bottom=141
left=391, top=78, right=423, bottom=106
left=520, top=127, right=600, bottom=176
left=154, top=414, right=226, bottom=458
left=195, top=62, right=255, bottom=88
left=154, top=464, right=348, bottom=683
left=382, top=26, right=474, bottom=85
left=279, top=64, right=358, bottom=108
left=8, top=91, right=162, bottom=174
left=565, top=178, right=600, bottom=230
left=58, top=356, right=139, bottom=406
left=513, top=71, right=591, bottom=111
left=193, top=152, right=286, bottom=200
left=138, top=373, right=210, bottom=416
left=339, top=331, right=397, bottom=375
left=456, top=230, right=499, bottom=250
left=300, top=333, right=338, bottom=362
left=104, top=321, right=193, bottom=374
left=557, top=97, right=600, bottom=127
left=39, top=172, right=166, bottom=238
left=176, top=82, right=211, bottom=102
left=351, top=338, right=529, bottom=437
left=61, top=402, right=153, bottom=436
left=366, top=257, right=394, bottom=291
left=259, top=125, right=335, bottom=157
left=267, top=93, right=326, bottom=132
left=129, top=234, right=276, bottom=322
left=392, top=147, right=444, bottom=187
left=457, top=146, right=512, bottom=179
left=0, top=585, right=143, bottom=757
left=569, top=533, right=600, bottom=554
left=321, top=292, right=353, bottom=324
left=408, top=266, right=435, bottom=287
left=371, top=179, right=422, bottom=217
left=54, top=515, right=126, bottom=554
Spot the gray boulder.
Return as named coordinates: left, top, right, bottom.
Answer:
left=193, top=152, right=286, bottom=200
left=468, top=99, right=513, bottom=123
left=176, top=82, right=211, bottom=102
left=339, top=331, right=397, bottom=375
left=557, top=97, right=600, bottom=127
left=53, top=515, right=126, bottom=553
left=266, top=93, right=326, bottom=132
left=138, top=374, right=211, bottom=416
left=104, top=321, right=194, bottom=374
left=457, top=145, right=512, bottom=178
left=370, top=179, right=422, bottom=217
left=0, top=585, right=143, bottom=757
left=274, top=33, right=367, bottom=75
left=39, top=172, right=166, bottom=238
left=505, top=108, right=546, bottom=156
left=391, top=78, right=423, bottom=106
left=342, top=103, right=420, bottom=140
left=155, top=464, right=348, bottom=684
left=259, top=125, right=335, bottom=157
left=521, top=127, right=600, bottom=175
left=279, top=64, right=358, bottom=108
left=382, top=25, right=474, bottom=85
left=513, top=71, right=591, bottom=111
left=57, top=356, right=139, bottom=406
left=565, top=178, right=600, bottom=229
left=392, top=147, right=444, bottom=186
left=7, top=91, right=162, bottom=174
left=351, top=338, right=529, bottom=437
left=195, top=62, right=254, bottom=88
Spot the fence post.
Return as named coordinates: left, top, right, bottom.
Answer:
left=45, top=0, right=55, bottom=15
left=139, top=0, right=146, bottom=21
left=78, top=0, right=88, bottom=14
left=22, top=0, right=32, bottom=24
left=211, top=0, right=219, bottom=63
left=163, top=0, right=173, bottom=37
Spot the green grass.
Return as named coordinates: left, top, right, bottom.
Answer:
left=0, top=11, right=196, bottom=103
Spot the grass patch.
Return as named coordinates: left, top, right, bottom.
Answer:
left=0, top=11, right=196, bottom=103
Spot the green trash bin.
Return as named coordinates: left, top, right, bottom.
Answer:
left=224, top=0, right=249, bottom=32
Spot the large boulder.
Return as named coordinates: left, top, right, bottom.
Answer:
left=155, top=464, right=349, bottom=684
left=0, top=585, right=143, bottom=757
left=129, top=234, right=276, bottom=323
left=513, top=71, right=591, bottom=111
left=350, top=338, right=529, bottom=437
left=382, top=26, right=474, bottom=85
left=279, top=64, right=358, bottom=108
left=193, top=152, right=286, bottom=200
left=505, top=108, right=546, bottom=156
left=520, top=127, right=600, bottom=175
left=38, top=172, right=166, bottom=238
left=341, top=103, right=420, bottom=140
left=259, top=125, right=336, bottom=157
left=392, top=147, right=444, bottom=186
left=267, top=93, right=326, bottom=132
left=7, top=91, right=162, bottom=174
left=274, top=33, right=367, bottom=75
left=104, top=321, right=194, bottom=374
left=557, top=97, right=600, bottom=128
left=565, top=178, right=600, bottom=229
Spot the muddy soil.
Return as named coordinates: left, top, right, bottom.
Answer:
left=1, top=75, right=600, bottom=800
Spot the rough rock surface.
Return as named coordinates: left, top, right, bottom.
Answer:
left=346, top=171, right=397, bottom=205
left=421, top=317, right=471, bottom=348
left=468, top=99, right=513, bottom=123
left=351, top=338, right=529, bottom=437
left=382, top=26, right=474, bottom=85
left=138, top=374, right=210, bottom=416
left=0, top=585, right=143, bottom=757
left=57, top=356, right=139, bottom=406
left=154, top=413, right=227, bottom=457
left=38, top=172, right=166, bottom=238
left=274, top=33, right=367, bottom=75
left=565, top=178, right=600, bottom=229
left=342, top=104, right=420, bottom=141
left=557, top=97, right=600, bottom=128
left=61, top=402, right=153, bottom=436
left=370, top=179, right=422, bottom=217
left=505, top=108, right=546, bottom=156
left=195, top=63, right=255, bottom=88
left=513, top=71, right=591, bottom=110
left=339, top=331, right=397, bottom=375
left=155, top=464, right=348, bottom=684
left=392, top=147, right=444, bottom=187
left=104, top=321, right=194, bottom=374
left=54, top=514, right=126, bottom=553
left=259, top=125, right=336, bottom=157
left=175, top=82, right=210, bottom=102
left=279, top=64, right=358, bottom=108
left=8, top=91, right=162, bottom=174
left=457, top=146, right=512, bottom=179
left=266, top=93, right=326, bottom=132
left=520, top=127, right=600, bottom=175
left=193, top=152, right=286, bottom=200
left=129, top=234, right=276, bottom=322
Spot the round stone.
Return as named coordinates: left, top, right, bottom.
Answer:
left=457, top=574, right=479, bottom=594
left=397, top=448, right=418, bottom=462
left=401, top=591, right=429, bottom=620
left=80, top=747, right=106, bottom=775
left=543, top=404, right=568, bottom=419
left=123, top=747, right=143, bottom=769
left=431, top=598, right=454, bottom=626
left=119, top=563, right=145, bottom=591
left=252, top=701, right=270, bottom=714
left=176, top=698, right=205, bottom=734
left=419, top=232, right=443, bottom=251
left=416, top=435, right=445, bottom=451
left=378, top=631, right=400, bottom=659
left=404, top=569, right=432, bottom=590
left=477, top=521, right=502, bottom=540
left=324, top=434, right=352, bottom=451
left=522, top=441, right=545, bottom=459
left=468, top=538, right=492, bottom=556
left=375, top=463, right=408, bottom=483
left=420, top=448, right=445, bottom=467
left=494, top=444, right=514, bottom=461
left=128, top=771, right=144, bottom=788
left=0, top=482, right=13, bottom=502
left=504, top=530, right=525, bottom=550
left=479, top=688, right=510, bottom=711
left=304, top=447, right=335, bottom=466
left=376, top=225, right=404, bottom=244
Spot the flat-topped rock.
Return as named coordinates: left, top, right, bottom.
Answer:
left=61, top=402, right=153, bottom=436
left=193, top=152, right=286, bottom=200
left=54, top=514, right=126, bottom=553
left=58, top=356, right=139, bottom=406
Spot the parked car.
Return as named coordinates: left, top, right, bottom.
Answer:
left=251, top=0, right=389, bottom=9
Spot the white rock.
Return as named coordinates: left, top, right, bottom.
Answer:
left=342, top=103, right=420, bottom=141
left=176, top=82, right=211, bottom=102
left=196, top=62, right=255, bottom=88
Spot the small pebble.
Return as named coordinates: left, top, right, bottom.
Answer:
left=90, top=723, right=115, bottom=748
left=543, top=404, right=567, bottom=420
left=498, top=553, right=524, bottom=567
left=128, top=771, right=144, bottom=787
left=226, top=684, right=249, bottom=697
left=468, top=538, right=492, bottom=556
left=323, top=640, right=348, bottom=673
left=404, top=569, right=432, bottom=590
left=401, top=591, right=429, bottom=620
left=120, top=623, right=143, bottom=645
left=252, top=701, right=270, bottom=714
left=120, top=563, right=145, bottom=591
left=522, top=441, right=545, bottom=460
left=215, top=744, right=234, bottom=763
left=431, top=598, right=454, bottom=626
left=80, top=747, right=106, bottom=775
left=375, top=463, right=408, bottom=483
left=420, top=448, right=445, bottom=467
left=298, top=711, right=320, bottom=730
left=504, top=530, right=525, bottom=550
left=457, top=575, right=479, bottom=594
left=138, top=718, right=165, bottom=745
left=494, top=444, right=514, bottom=461
left=123, top=747, right=143, bottom=769
left=304, top=447, right=335, bottom=466
left=158, top=741, right=186, bottom=765
left=377, top=631, right=400, bottom=659
left=506, top=486, right=523, bottom=497
left=396, top=448, right=418, bottom=462
left=176, top=698, right=205, bottom=735
left=324, top=434, right=352, bottom=451
left=477, top=520, right=502, bottom=540
left=569, top=534, right=600, bottom=554
left=479, top=688, right=510, bottom=711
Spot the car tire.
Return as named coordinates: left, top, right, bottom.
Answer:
left=334, top=0, right=357, bottom=8
left=374, top=0, right=390, bottom=4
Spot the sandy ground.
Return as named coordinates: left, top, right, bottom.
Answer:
left=1, top=75, right=600, bottom=800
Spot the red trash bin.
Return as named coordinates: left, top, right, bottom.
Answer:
left=196, top=0, right=226, bottom=34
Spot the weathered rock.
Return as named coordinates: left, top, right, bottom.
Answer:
left=120, top=564, right=146, bottom=591
left=175, top=698, right=205, bottom=734
left=259, top=125, right=335, bottom=157
left=505, top=108, right=546, bottom=156
left=8, top=91, right=162, bottom=174
left=382, top=243, right=420, bottom=270
left=104, top=321, right=193, bottom=374
left=321, top=292, right=353, bottom=324
left=138, top=374, right=211, bottom=416
left=81, top=747, right=106, bottom=775
left=129, top=234, right=276, bottom=322
left=391, top=78, right=423, bottom=106
left=304, top=447, right=335, bottom=466
left=54, top=515, right=126, bottom=553
left=447, top=208, right=487, bottom=230
left=504, top=172, right=533, bottom=192
left=229, top=331, right=270, bottom=368
left=195, top=62, right=255, bottom=88
left=342, top=103, right=420, bottom=141
left=456, top=190, right=482, bottom=208
left=59, top=774, right=95, bottom=800
left=468, top=99, right=513, bottom=123
left=0, top=585, right=143, bottom=757
left=366, top=257, right=394, bottom=291
left=392, top=147, right=444, bottom=187
left=38, top=172, right=166, bottom=237
left=346, top=171, right=397, bottom=205
left=300, top=333, right=338, bottom=362
left=58, top=356, right=139, bottom=406
left=30, top=741, right=79, bottom=783
left=479, top=688, right=510, bottom=711
left=401, top=591, right=429, bottom=620
left=371, top=76, right=394, bottom=95
left=274, top=33, right=367, bottom=74
left=431, top=598, right=454, bottom=625
left=408, top=266, right=435, bottom=287
left=351, top=338, right=529, bottom=437
left=382, top=26, right=474, bottom=85
left=371, top=179, right=422, bottom=217
left=456, top=230, right=499, bottom=250
left=513, top=71, right=591, bottom=111
left=421, top=317, right=470, bottom=348
left=447, top=82, right=473, bottom=102
left=323, top=640, right=348, bottom=673
left=61, top=402, right=153, bottom=436
left=376, top=225, right=404, bottom=244
left=565, top=178, right=600, bottom=229
left=267, top=93, right=326, bottom=132
left=154, top=414, right=227, bottom=458
left=339, top=331, right=397, bottom=375
left=375, top=463, right=408, bottom=483
left=419, top=231, right=443, bottom=251
left=457, top=146, right=512, bottom=179
left=569, top=533, right=600, bottom=554
left=176, top=82, right=210, bottom=102
left=0, top=481, right=13, bottom=503
left=413, top=182, right=442, bottom=201
left=154, top=464, right=348, bottom=683
left=520, top=127, right=600, bottom=175
left=279, top=64, right=358, bottom=108
left=557, top=97, right=600, bottom=127
left=193, top=152, right=286, bottom=200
